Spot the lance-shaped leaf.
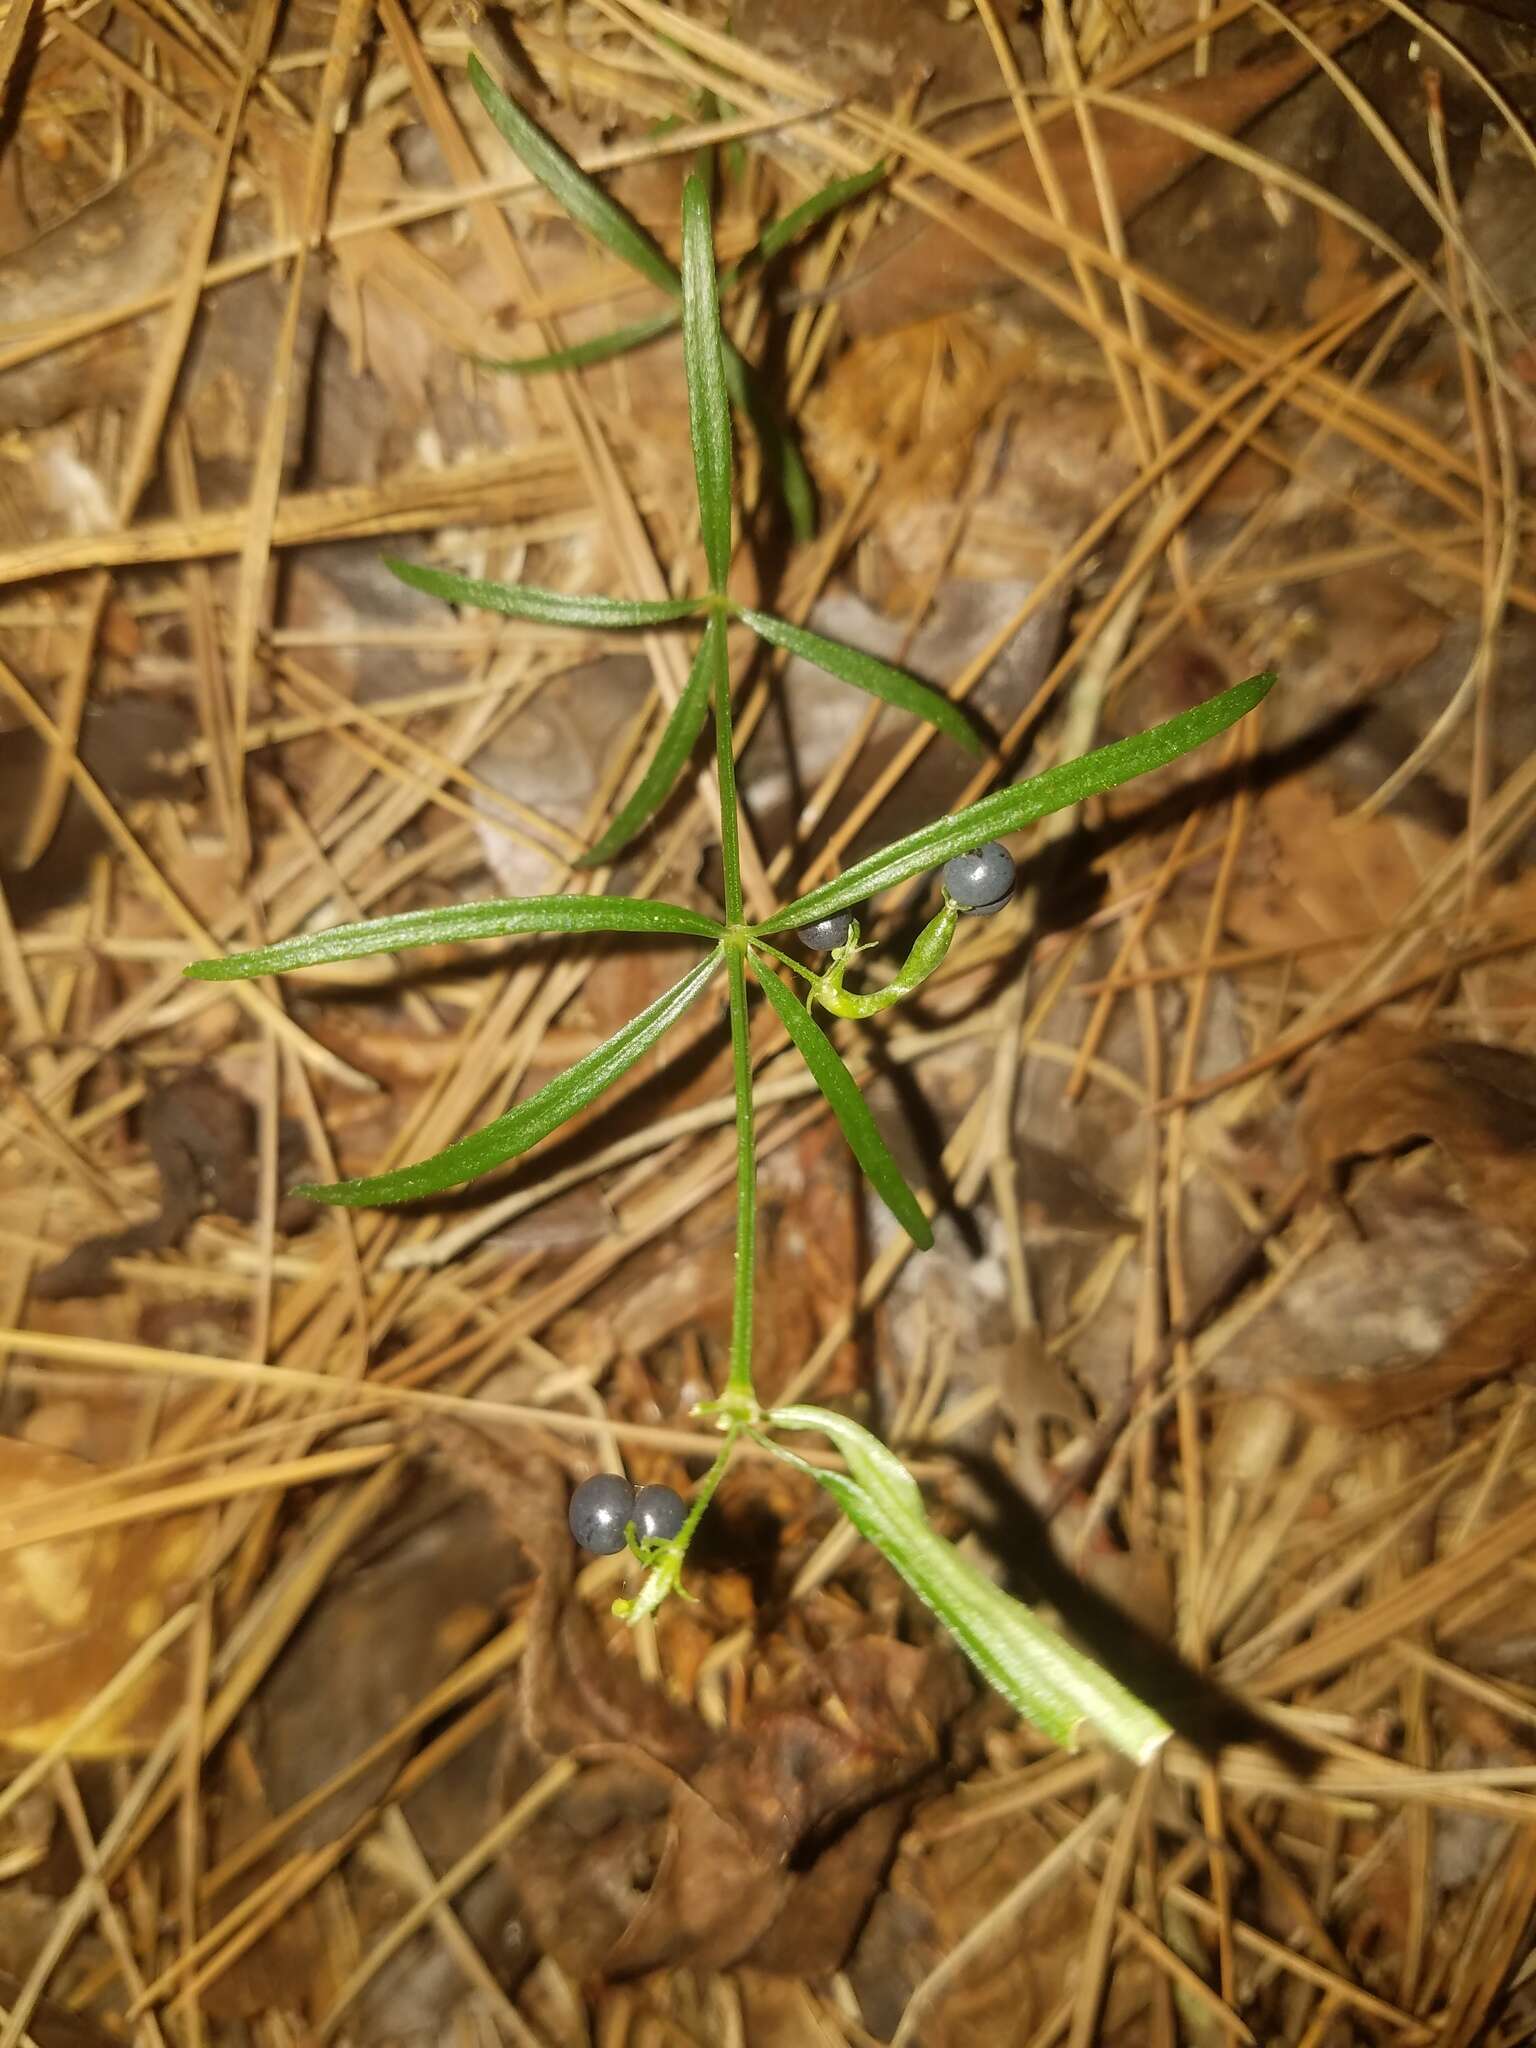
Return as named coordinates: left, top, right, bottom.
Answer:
left=463, top=56, right=814, bottom=541
left=680, top=175, right=734, bottom=591
left=184, top=896, right=723, bottom=982
left=468, top=53, right=676, bottom=293
left=294, top=950, right=724, bottom=1207
left=579, top=617, right=720, bottom=867
left=385, top=557, right=701, bottom=631
left=767, top=1405, right=1171, bottom=1763
left=750, top=951, right=932, bottom=1248
left=749, top=162, right=887, bottom=268
left=758, top=669, right=1276, bottom=934
left=479, top=168, right=887, bottom=383
left=739, top=607, right=982, bottom=756
left=473, top=311, right=679, bottom=377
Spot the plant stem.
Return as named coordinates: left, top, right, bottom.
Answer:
left=710, top=612, right=744, bottom=927
left=749, top=937, right=818, bottom=984
left=708, top=602, right=758, bottom=1403
left=724, top=945, right=757, bottom=1402
left=677, top=1422, right=739, bottom=1545
left=729, top=950, right=761, bottom=1417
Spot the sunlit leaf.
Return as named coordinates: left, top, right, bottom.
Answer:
left=386, top=557, right=701, bottom=630
left=750, top=953, right=932, bottom=1248
left=680, top=175, right=733, bottom=590
left=767, top=1405, right=1172, bottom=1762
left=294, top=950, right=724, bottom=1207
left=467, top=53, right=677, bottom=294
left=759, top=670, right=1277, bottom=935
left=184, top=897, right=723, bottom=982
left=739, top=607, right=982, bottom=755
left=473, top=311, right=678, bottom=376
left=578, top=617, right=720, bottom=867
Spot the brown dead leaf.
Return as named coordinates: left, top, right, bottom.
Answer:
left=0, top=1438, right=206, bottom=1756
left=34, top=1071, right=311, bottom=1299
left=847, top=1801, right=1107, bottom=2045
left=0, top=133, right=213, bottom=432
left=443, top=1431, right=965, bottom=1979
left=1285, top=1263, right=1536, bottom=1426
left=1304, top=1027, right=1536, bottom=1245
left=840, top=52, right=1318, bottom=336
left=1219, top=1155, right=1522, bottom=1398
left=1256, top=1029, right=1536, bottom=1423
left=1229, top=779, right=1451, bottom=990
left=252, top=1463, right=524, bottom=1852
left=1303, top=208, right=1374, bottom=322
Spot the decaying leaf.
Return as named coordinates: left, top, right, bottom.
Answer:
left=0, top=1438, right=206, bottom=1756
left=447, top=1431, right=967, bottom=1979
left=1269, top=1028, right=1536, bottom=1423
left=34, top=1071, right=312, bottom=1299
left=1228, top=778, right=1452, bottom=991
left=1283, top=1264, right=1536, bottom=1428
left=1304, top=1026, right=1536, bottom=1245
left=838, top=51, right=1319, bottom=336
left=847, top=1800, right=1109, bottom=2045
left=0, top=133, right=213, bottom=431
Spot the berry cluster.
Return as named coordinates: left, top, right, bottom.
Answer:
left=568, top=1473, right=688, bottom=1555
left=795, top=841, right=1017, bottom=951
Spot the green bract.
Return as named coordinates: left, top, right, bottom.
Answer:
left=765, top=1406, right=1172, bottom=1764
left=186, top=123, right=1276, bottom=1759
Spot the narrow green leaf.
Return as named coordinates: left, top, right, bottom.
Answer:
left=294, top=950, right=724, bottom=1207
left=720, top=341, right=816, bottom=543
left=386, top=556, right=701, bottom=630
left=184, top=897, right=724, bottom=983
left=473, top=311, right=678, bottom=376
left=750, top=952, right=932, bottom=1249
left=467, top=53, right=677, bottom=294
left=747, top=162, right=886, bottom=270
left=767, top=1405, right=1172, bottom=1762
left=679, top=174, right=734, bottom=590
left=759, top=670, right=1277, bottom=934
left=578, top=616, right=720, bottom=867
left=739, top=607, right=983, bottom=756
left=461, top=56, right=814, bottom=541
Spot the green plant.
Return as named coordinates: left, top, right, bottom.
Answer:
left=187, top=74, right=1276, bottom=1764
left=463, top=50, right=885, bottom=542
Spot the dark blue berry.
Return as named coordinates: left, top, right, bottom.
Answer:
left=632, top=1483, right=687, bottom=1543
left=941, top=842, right=1015, bottom=915
left=568, top=1473, right=635, bottom=1554
left=796, top=908, right=855, bottom=951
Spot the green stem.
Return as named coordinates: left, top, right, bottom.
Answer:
left=710, top=611, right=744, bottom=927
left=749, top=936, right=818, bottom=985
left=709, top=608, right=757, bottom=1404
left=724, top=946, right=757, bottom=1402
left=674, top=1423, right=739, bottom=1548
left=614, top=1424, right=744, bottom=1622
